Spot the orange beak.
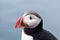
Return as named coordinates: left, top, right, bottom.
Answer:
left=15, top=17, right=23, bottom=28
left=15, top=17, right=28, bottom=28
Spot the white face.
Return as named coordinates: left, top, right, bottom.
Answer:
left=23, top=14, right=41, bottom=28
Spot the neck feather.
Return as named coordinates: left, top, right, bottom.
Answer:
left=24, top=20, right=43, bottom=36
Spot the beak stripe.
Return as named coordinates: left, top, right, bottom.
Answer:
left=15, top=17, right=22, bottom=28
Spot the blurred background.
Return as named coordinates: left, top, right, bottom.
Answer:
left=0, top=0, right=60, bottom=40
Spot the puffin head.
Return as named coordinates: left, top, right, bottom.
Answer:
left=15, top=11, right=42, bottom=29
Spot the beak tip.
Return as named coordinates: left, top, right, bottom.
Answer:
left=15, top=22, right=22, bottom=28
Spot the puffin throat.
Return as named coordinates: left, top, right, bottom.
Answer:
left=24, top=20, right=43, bottom=36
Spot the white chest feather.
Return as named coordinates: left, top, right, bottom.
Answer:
left=21, top=30, right=33, bottom=40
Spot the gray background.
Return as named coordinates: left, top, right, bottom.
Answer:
left=0, top=0, right=60, bottom=40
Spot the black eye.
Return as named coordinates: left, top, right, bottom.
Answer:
left=30, top=16, right=32, bottom=20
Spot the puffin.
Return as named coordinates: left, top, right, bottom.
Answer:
left=15, top=11, right=57, bottom=40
